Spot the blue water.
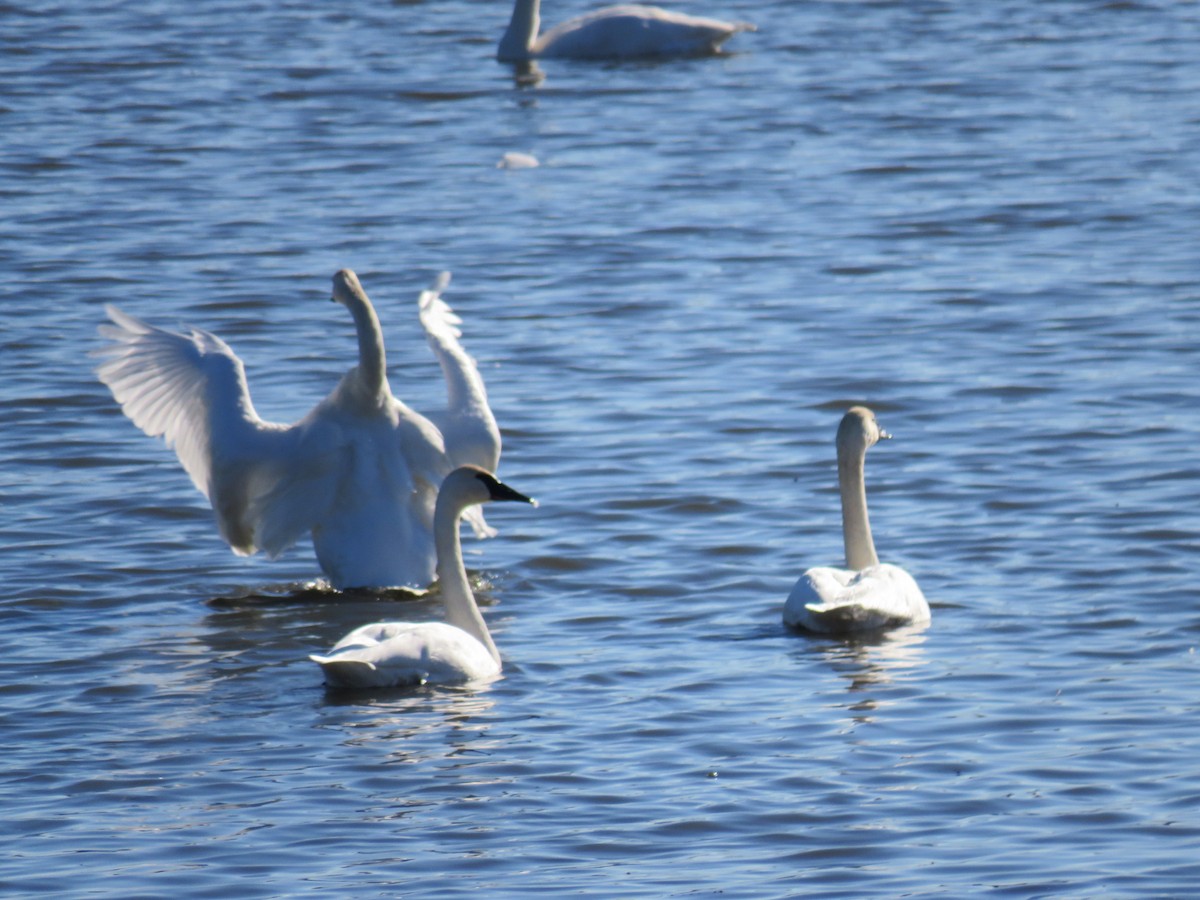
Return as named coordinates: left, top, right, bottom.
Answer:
left=3, top=0, right=1199, bottom=895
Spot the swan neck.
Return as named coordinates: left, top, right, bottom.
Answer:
left=347, top=292, right=387, bottom=398
left=499, top=0, right=539, bottom=59
left=434, top=497, right=500, bottom=664
left=838, top=445, right=879, bottom=571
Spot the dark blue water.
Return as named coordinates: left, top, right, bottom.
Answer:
left=3, top=1, right=1199, bottom=895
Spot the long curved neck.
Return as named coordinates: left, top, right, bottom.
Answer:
left=838, top=445, right=879, bottom=570
left=434, top=497, right=499, bottom=663
left=499, top=0, right=540, bottom=59
left=345, top=293, right=387, bottom=400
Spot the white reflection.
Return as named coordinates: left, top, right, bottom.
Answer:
left=811, top=623, right=932, bottom=723
left=318, top=684, right=501, bottom=761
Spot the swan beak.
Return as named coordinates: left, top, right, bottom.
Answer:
left=491, top=481, right=538, bottom=507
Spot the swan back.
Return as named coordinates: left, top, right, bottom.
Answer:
left=309, top=621, right=500, bottom=689
left=543, top=6, right=749, bottom=59
left=784, top=564, right=929, bottom=635
left=500, top=1, right=754, bottom=61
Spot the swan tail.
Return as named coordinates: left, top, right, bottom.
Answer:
left=802, top=601, right=908, bottom=634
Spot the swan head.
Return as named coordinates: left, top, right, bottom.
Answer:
left=330, top=269, right=367, bottom=306
left=837, top=406, right=891, bottom=456
left=441, top=465, right=537, bottom=515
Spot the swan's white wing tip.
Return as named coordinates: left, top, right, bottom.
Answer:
left=418, top=271, right=452, bottom=306
left=418, top=274, right=464, bottom=339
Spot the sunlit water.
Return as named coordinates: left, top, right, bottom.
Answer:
left=3, top=1, right=1199, bottom=895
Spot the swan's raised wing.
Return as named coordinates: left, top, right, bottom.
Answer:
left=95, top=305, right=334, bottom=557
left=97, top=305, right=248, bottom=499
left=418, top=272, right=500, bottom=470
left=418, top=273, right=501, bottom=539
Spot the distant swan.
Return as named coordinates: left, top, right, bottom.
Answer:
left=783, top=407, right=931, bottom=634
left=310, top=466, right=536, bottom=688
left=498, top=0, right=754, bottom=61
left=95, top=270, right=501, bottom=591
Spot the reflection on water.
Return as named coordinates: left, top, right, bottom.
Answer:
left=508, top=60, right=544, bottom=87
left=319, top=686, right=500, bottom=758
left=789, top=624, right=931, bottom=722
left=835, top=624, right=931, bottom=688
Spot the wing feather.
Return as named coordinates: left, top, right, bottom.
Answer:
left=95, top=305, right=332, bottom=557
left=417, top=274, right=501, bottom=540
left=417, top=272, right=500, bottom=471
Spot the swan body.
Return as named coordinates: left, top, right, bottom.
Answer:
left=783, top=407, right=930, bottom=635
left=310, top=466, right=536, bottom=689
left=498, top=0, right=754, bottom=61
left=95, top=270, right=499, bottom=590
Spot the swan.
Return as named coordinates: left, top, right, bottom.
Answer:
left=783, top=407, right=931, bottom=635
left=498, top=0, right=754, bottom=61
left=94, top=269, right=501, bottom=591
left=310, top=466, right=536, bottom=689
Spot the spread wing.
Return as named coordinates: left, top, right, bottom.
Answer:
left=95, top=305, right=336, bottom=557
left=417, top=273, right=501, bottom=539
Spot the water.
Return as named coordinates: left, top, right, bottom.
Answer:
left=3, top=0, right=1199, bottom=895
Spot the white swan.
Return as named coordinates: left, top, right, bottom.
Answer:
left=498, top=0, right=754, bottom=61
left=783, top=407, right=931, bottom=634
left=94, top=269, right=501, bottom=591
left=310, top=466, right=536, bottom=689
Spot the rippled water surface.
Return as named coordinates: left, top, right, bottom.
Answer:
left=4, top=0, right=1200, bottom=895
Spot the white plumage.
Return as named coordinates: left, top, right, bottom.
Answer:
left=498, top=0, right=754, bottom=61
left=310, top=466, right=536, bottom=689
left=783, top=407, right=931, bottom=635
left=94, top=269, right=500, bottom=591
